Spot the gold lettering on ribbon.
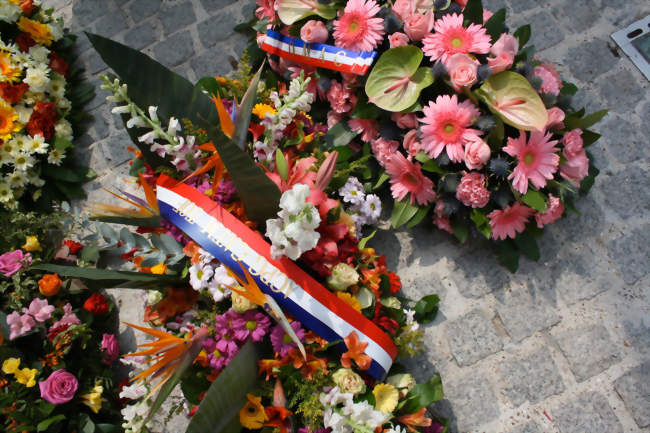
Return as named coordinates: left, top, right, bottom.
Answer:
left=289, top=40, right=296, bottom=55
left=320, top=47, right=326, bottom=64
left=334, top=51, right=346, bottom=67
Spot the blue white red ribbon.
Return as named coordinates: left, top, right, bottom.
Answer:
left=156, top=175, right=397, bottom=380
left=261, top=30, right=377, bottom=76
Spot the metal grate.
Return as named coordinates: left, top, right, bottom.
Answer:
left=611, top=15, right=650, bottom=80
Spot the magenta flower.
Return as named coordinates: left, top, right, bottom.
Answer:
left=101, top=333, right=120, bottom=366
left=39, top=369, right=78, bottom=404
left=26, top=298, right=54, bottom=323
left=50, top=303, right=81, bottom=329
left=202, top=337, right=237, bottom=371
left=214, top=309, right=240, bottom=356
left=6, top=311, right=35, bottom=340
left=270, top=321, right=306, bottom=357
left=232, top=310, right=271, bottom=343
left=0, top=250, right=31, bottom=277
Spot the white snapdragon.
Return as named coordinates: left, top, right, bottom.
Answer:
left=119, top=383, right=147, bottom=400
left=266, top=183, right=321, bottom=260
left=403, top=308, right=419, bottom=331
left=320, top=387, right=389, bottom=433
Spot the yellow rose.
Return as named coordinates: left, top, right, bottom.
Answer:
left=22, top=235, right=42, bottom=252
left=2, top=357, right=20, bottom=374
left=332, top=368, right=366, bottom=395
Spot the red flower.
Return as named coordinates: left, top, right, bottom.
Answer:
left=16, top=32, right=36, bottom=52
left=0, top=82, right=29, bottom=104
left=83, top=293, right=110, bottom=316
left=63, top=240, right=83, bottom=255
left=47, top=324, right=70, bottom=342
left=49, top=51, right=69, bottom=77
left=387, top=272, right=402, bottom=294
left=375, top=316, right=399, bottom=335
left=26, top=101, right=58, bottom=140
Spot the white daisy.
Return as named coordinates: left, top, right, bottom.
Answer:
left=0, top=182, right=13, bottom=203
left=47, top=148, right=65, bottom=165
left=26, top=134, right=48, bottom=154
left=7, top=171, right=27, bottom=188
left=12, top=152, right=35, bottom=171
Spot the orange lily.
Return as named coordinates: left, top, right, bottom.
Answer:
left=340, top=331, right=372, bottom=371
left=258, top=358, right=290, bottom=380
left=287, top=348, right=328, bottom=379
left=397, top=408, right=433, bottom=432
left=264, top=406, right=293, bottom=433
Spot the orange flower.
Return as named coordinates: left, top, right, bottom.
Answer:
left=387, top=271, right=402, bottom=294
left=239, top=394, right=268, bottom=429
left=264, top=406, right=293, bottom=433
left=288, top=348, right=328, bottom=379
left=258, top=358, right=289, bottom=381
left=341, top=331, right=372, bottom=371
left=397, top=408, right=433, bottom=432
left=16, top=17, right=53, bottom=46
left=38, top=273, right=61, bottom=296
left=144, top=287, right=198, bottom=325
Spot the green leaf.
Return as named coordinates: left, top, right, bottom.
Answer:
left=560, top=81, right=578, bottom=96
left=463, top=0, right=483, bottom=25
left=514, top=231, right=540, bottom=261
left=373, top=172, right=390, bottom=190
left=29, top=264, right=181, bottom=288
left=414, top=294, right=440, bottom=323
left=80, top=245, right=100, bottom=263
left=580, top=163, right=599, bottom=194
left=324, top=121, right=359, bottom=148
left=195, top=76, right=223, bottom=99
left=37, top=415, right=66, bottom=432
left=233, top=63, right=264, bottom=150
left=95, top=424, right=119, bottom=433
left=484, top=8, right=506, bottom=42
left=275, top=148, right=289, bottom=182
left=450, top=217, right=468, bottom=243
left=119, top=227, right=136, bottom=248
left=365, top=46, right=434, bottom=112
left=470, top=208, right=491, bottom=239
left=89, top=215, right=162, bottom=227
left=513, top=24, right=531, bottom=47
left=0, top=312, right=10, bottom=341
left=358, top=230, right=376, bottom=250
left=352, top=93, right=379, bottom=119
left=406, top=205, right=431, bottom=228
left=55, top=181, right=87, bottom=200
left=185, top=342, right=259, bottom=433
left=497, top=239, right=519, bottom=272
left=415, top=152, right=445, bottom=174
left=391, top=198, right=420, bottom=228
left=522, top=189, right=547, bottom=212
left=202, top=122, right=282, bottom=225
left=54, top=135, right=74, bottom=150
left=475, top=71, right=548, bottom=131
left=565, top=109, right=608, bottom=130
left=42, top=165, right=95, bottom=183
left=487, top=117, right=505, bottom=149
left=402, top=374, right=444, bottom=413
left=581, top=130, right=601, bottom=147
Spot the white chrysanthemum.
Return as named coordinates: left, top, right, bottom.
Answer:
left=47, top=148, right=65, bottom=165
left=0, top=2, right=21, bottom=23
left=188, top=262, right=214, bottom=291
left=28, top=45, right=50, bottom=64
left=27, top=171, right=45, bottom=187
left=54, top=119, right=73, bottom=140
left=55, top=96, right=71, bottom=113
left=14, top=104, right=33, bottom=124
left=339, top=176, right=365, bottom=205
left=47, top=73, right=66, bottom=99
left=7, top=171, right=27, bottom=188
left=1, top=139, right=19, bottom=157
left=207, top=266, right=233, bottom=302
left=8, top=135, right=28, bottom=153
left=0, top=182, right=13, bottom=203
left=24, top=65, right=50, bottom=93
left=362, top=194, right=382, bottom=222
left=12, top=152, right=35, bottom=171
left=26, top=134, right=48, bottom=154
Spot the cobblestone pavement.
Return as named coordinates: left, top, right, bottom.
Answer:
left=44, top=0, right=649, bottom=432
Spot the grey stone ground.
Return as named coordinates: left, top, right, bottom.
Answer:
left=43, top=0, right=650, bottom=432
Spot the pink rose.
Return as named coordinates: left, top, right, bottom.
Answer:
left=402, top=129, right=421, bottom=156
left=560, top=149, right=589, bottom=184
left=300, top=20, right=329, bottom=43
left=464, top=136, right=491, bottom=170
left=447, top=53, right=478, bottom=91
left=389, top=32, right=410, bottom=48
left=545, top=107, right=565, bottom=130
left=562, top=129, right=583, bottom=158
left=391, top=0, right=414, bottom=20
left=391, top=112, right=418, bottom=129
left=101, top=333, right=120, bottom=366
left=403, top=11, right=434, bottom=42
left=0, top=250, right=31, bottom=277
left=535, top=194, right=564, bottom=228
left=488, top=33, right=518, bottom=74
left=39, top=369, right=78, bottom=405
left=456, top=171, right=490, bottom=208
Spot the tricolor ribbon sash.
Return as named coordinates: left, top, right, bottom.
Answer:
left=156, top=175, right=397, bottom=379
left=261, top=30, right=377, bottom=76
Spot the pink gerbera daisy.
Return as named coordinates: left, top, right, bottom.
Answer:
left=422, top=13, right=492, bottom=65
left=385, top=152, right=436, bottom=205
left=419, top=94, right=482, bottom=162
left=487, top=202, right=534, bottom=240
left=333, top=0, right=385, bottom=52
left=503, top=130, right=560, bottom=194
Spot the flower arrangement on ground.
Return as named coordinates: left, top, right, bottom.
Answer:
left=244, top=0, right=606, bottom=270
left=0, top=208, right=122, bottom=432
left=55, top=33, right=450, bottom=433
left=0, top=0, right=95, bottom=211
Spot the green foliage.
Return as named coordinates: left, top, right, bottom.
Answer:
left=401, top=374, right=444, bottom=413
left=521, top=189, right=547, bottom=212
left=391, top=198, right=420, bottom=228
left=414, top=294, right=440, bottom=323
left=484, top=8, right=507, bottom=42
left=282, top=369, right=330, bottom=427
left=463, top=0, right=483, bottom=25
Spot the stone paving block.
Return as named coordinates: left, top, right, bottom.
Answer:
left=614, top=361, right=650, bottom=428
left=451, top=251, right=508, bottom=298
left=446, top=309, right=503, bottom=366
left=197, top=11, right=236, bottom=48
left=495, top=289, right=560, bottom=342
left=161, top=2, right=197, bottom=36
left=527, top=11, right=565, bottom=51
left=129, top=0, right=162, bottom=23
left=98, top=133, right=133, bottom=168
left=190, top=48, right=235, bottom=79
left=200, top=0, right=238, bottom=14
left=550, top=0, right=603, bottom=34
left=552, top=325, right=620, bottom=382
left=152, top=30, right=195, bottom=67
left=599, top=69, right=647, bottom=108
left=93, top=8, right=128, bottom=38
left=508, top=0, right=538, bottom=14
left=552, top=391, right=624, bottom=433
left=82, top=49, right=107, bottom=76
left=439, top=371, right=500, bottom=432
left=122, top=21, right=159, bottom=51
left=482, top=0, right=508, bottom=12
left=607, top=226, right=650, bottom=285
left=641, top=101, right=650, bottom=139
left=623, top=320, right=650, bottom=355
left=601, top=114, right=648, bottom=165
left=601, top=165, right=650, bottom=220
left=89, top=108, right=110, bottom=141
left=566, top=39, right=620, bottom=82
left=506, top=421, right=543, bottom=433
left=72, top=0, right=105, bottom=25
left=498, top=348, right=565, bottom=406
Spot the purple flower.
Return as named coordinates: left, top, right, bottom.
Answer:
left=213, top=309, right=240, bottom=356
left=26, top=298, right=54, bottom=322
left=6, top=311, right=35, bottom=340
left=202, top=337, right=238, bottom=371
left=39, top=369, right=78, bottom=404
left=215, top=180, right=237, bottom=204
left=232, top=310, right=271, bottom=343
left=0, top=250, right=31, bottom=277
left=298, top=427, right=332, bottom=433
left=270, top=321, right=306, bottom=357
left=101, top=333, right=120, bottom=366
left=423, top=421, right=446, bottom=433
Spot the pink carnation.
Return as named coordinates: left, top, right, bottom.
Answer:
left=333, top=0, right=385, bottom=52
left=348, top=118, right=379, bottom=143
left=0, top=250, right=31, bottom=277
left=391, top=112, right=418, bottom=129
left=464, top=135, right=491, bottom=170
left=422, top=13, right=491, bottom=66
left=533, top=63, right=563, bottom=95
left=456, top=171, right=490, bottom=208
left=386, top=152, right=436, bottom=205
left=562, top=129, right=584, bottom=157
left=327, top=81, right=355, bottom=114
left=488, top=202, right=534, bottom=240
left=535, top=194, right=564, bottom=228
left=404, top=11, right=435, bottom=42
left=389, top=32, right=410, bottom=48
left=301, top=20, right=329, bottom=43
left=371, top=137, right=400, bottom=168
left=433, top=200, right=453, bottom=234
left=101, top=333, right=120, bottom=366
